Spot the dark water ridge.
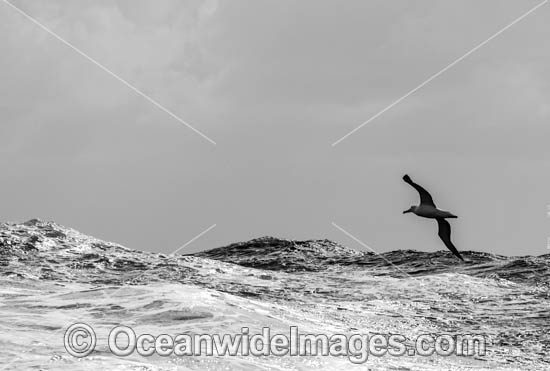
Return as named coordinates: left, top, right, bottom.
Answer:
left=1, top=219, right=550, bottom=369
left=194, top=236, right=550, bottom=283
left=1, top=219, right=549, bottom=287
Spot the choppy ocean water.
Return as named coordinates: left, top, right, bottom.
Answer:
left=0, top=219, right=549, bottom=370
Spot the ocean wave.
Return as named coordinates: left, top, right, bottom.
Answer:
left=1, top=219, right=549, bottom=369
left=1, top=220, right=549, bottom=287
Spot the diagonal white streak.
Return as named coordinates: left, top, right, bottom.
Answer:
left=332, top=0, right=548, bottom=146
left=170, top=223, right=217, bottom=256
left=2, top=0, right=216, bottom=145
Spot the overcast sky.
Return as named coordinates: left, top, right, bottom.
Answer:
left=1, top=0, right=549, bottom=256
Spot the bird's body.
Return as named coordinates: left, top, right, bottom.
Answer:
left=408, top=205, right=457, bottom=219
left=402, top=174, right=464, bottom=261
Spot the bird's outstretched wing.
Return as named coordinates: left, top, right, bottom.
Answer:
left=403, top=174, right=436, bottom=207
left=436, top=218, right=464, bottom=261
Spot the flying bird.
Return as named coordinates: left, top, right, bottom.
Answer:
left=402, top=174, right=464, bottom=261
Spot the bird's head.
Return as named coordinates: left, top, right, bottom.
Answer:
left=403, top=206, right=416, bottom=214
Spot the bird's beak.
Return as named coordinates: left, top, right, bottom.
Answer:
left=403, top=209, right=411, bottom=214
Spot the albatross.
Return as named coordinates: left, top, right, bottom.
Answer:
left=402, top=174, right=464, bottom=261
